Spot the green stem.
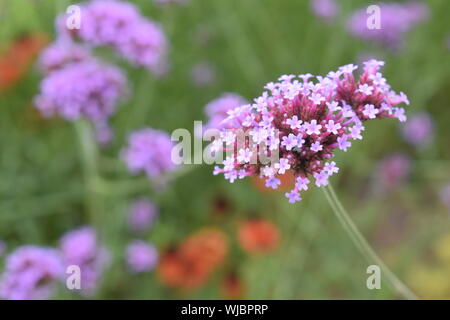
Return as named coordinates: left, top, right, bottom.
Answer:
left=323, top=184, right=418, bottom=300
left=74, top=120, right=104, bottom=226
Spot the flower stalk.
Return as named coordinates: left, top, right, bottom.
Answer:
left=322, top=184, right=418, bottom=300
left=74, top=120, right=105, bottom=226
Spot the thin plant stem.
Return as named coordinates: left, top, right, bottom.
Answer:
left=323, top=184, right=418, bottom=300
left=74, top=120, right=104, bottom=228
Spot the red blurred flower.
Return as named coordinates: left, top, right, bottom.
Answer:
left=157, top=249, right=208, bottom=290
left=0, top=33, right=48, bottom=91
left=157, top=228, right=228, bottom=290
left=238, top=219, right=280, bottom=253
left=180, top=228, right=228, bottom=268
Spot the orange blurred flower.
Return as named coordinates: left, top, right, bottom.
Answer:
left=157, top=250, right=209, bottom=290
left=157, top=228, right=228, bottom=290
left=0, top=33, right=48, bottom=92
left=238, top=219, right=280, bottom=253
left=251, top=170, right=295, bottom=193
left=181, top=228, right=228, bottom=268
left=221, top=272, right=245, bottom=300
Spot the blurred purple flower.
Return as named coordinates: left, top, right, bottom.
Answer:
left=401, top=112, right=434, bottom=149
left=59, top=0, right=169, bottom=75
left=348, top=1, right=429, bottom=49
left=38, top=41, right=91, bottom=74
left=121, top=128, right=178, bottom=179
left=0, top=246, right=63, bottom=300
left=60, top=227, right=110, bottom=296
left=128, top=198, right=158, bottom=232
left=203, top=93, right=247, bottom=132
left=115, top=19, right=169, bottom=76
left=190, top=62, right=216, bottom=87
left=55, top=0, right=134, bottom=46
left=126, top=240, right=158, bottom=273
left=311, top=0, right=338, bottom=21
left=35, top=60, right=127, bottom=123
left=440, top=184, right=450, bottom=211
left=375, top=153, right=411, bottom=193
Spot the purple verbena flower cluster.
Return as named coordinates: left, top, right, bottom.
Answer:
left=126, top=240, right=158, bottom=273
left=35, top=59, right=126, bottom=123
left=348, top=1, right=429, bottom=49
left=213, top=60, right=409, bottom=203
left=38, top=41, right=91, bottom=74
left=35, top=0, right=170, bottom=146
left=190, top=62, right=216, bottom=87
left=121, top=128, right=178, bottom=179
left=60, top=227, right=110, bottom=296
left=375, top=153, right=411, bottom=193
left=401, top=112, right=434, bottom=149
left=60, top=0, right=169, bottom=75
left=36, top=38, right=126, bottom=147
left=0, top=246, right=63, bottom=300
left=128, top=198, right=158, bottom=232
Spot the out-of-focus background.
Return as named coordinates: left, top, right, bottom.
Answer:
left=0, top=0, right=450, bottom=299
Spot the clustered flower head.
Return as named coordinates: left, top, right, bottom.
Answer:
left=128, top=198, right=158, bottom=232
left=203, top=93, right=248, bottom=132
left=35, top=0, right=171, bottom=147
left=121, top=127, right=178, bottom=179
left=348, top=1, right=428, bottom=49
left=402, top=112, right=434, bottom=149
left=212, top=60, right=409, bottom=203
left=59, top=0, right=169, bottom=75
left=35, top=59, right=127, bottom=123
left=60, top=227, right=110, bottom=296
left=0, top=246, right=63, bottom=300
left=126, top=240, right=158, bottom=273
left=37, top=41, right=91, bottom=74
